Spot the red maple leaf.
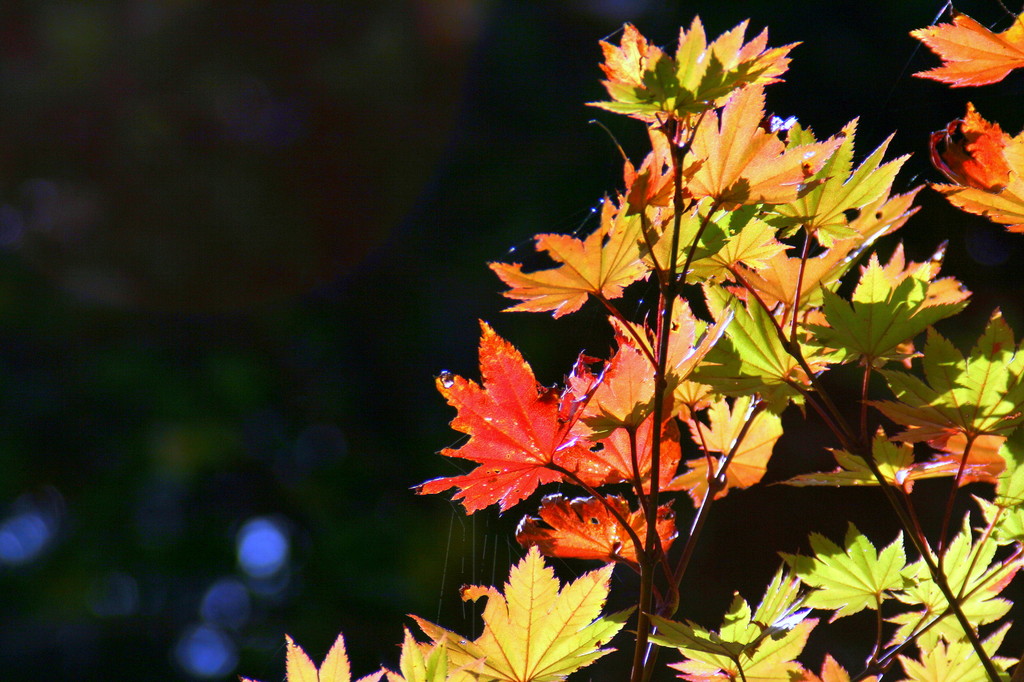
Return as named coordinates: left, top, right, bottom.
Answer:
left=418, top=322, right=593, bottom=513
left=516, top=494, right=676, bottom=569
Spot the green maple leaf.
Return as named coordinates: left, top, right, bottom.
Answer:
left=769, top=120, right=909, bottom=246
left=897, top=623, right=1014, bottom=682
left=976, top=430, right=1024, bottom=545
left=412, top=547, right=629, bottom=682
left=692, top=292, right=816, bottom=410
left=890, top=515, right=1019, bottom=650
left=783, top=432, right=955, bottom=490
left=384, top=629, right=487, bottom=682
left=782, top=524, right=910, bottom=620
left=808, top=253, right=967, bottom=366
left=686, top=207, right=790, bottom=282
left=871, top=310, right=1024, bottom=443
left=651, top=569, right=814, bottom=680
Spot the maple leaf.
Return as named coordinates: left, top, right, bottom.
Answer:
left=651, top=570, right=815, bottom=681
left=782, top=524, right=911, bottom=621
left=579, top=331, right=656, bottom=435
left=912, top=11, right=1024, bottom=87
left=412, top=547, right=630, bottom=682
left=870, top=310, right=1024, bottom=457
left=977, top=430, right=1024, bottom=545
left=384, top=629, right=485, bottom=682
left=934, top=179, right=1024, bottom=232
left=930, top=102, right=1017, bottom=191
left=242, top=632, right=384, bottom=682
left=897, top=624, right=1015, bottom=682
left=591, top=19, right=796, bottom=120
left=622, top=129, right=680, bottom=214
left=783, top=432, right=994, bottom=492
left=927, top=102, right=1024, bottom=231
left=808, top=252, right=967, bottom=366
left=516, top=494, right=676, bottom=569
left=691, top=293, right=814, bottom=410
left=575, top=414, right=683, bottom=492
left=669, top=396, right=783, bottom=504
left=608, top=297, right=727, bottom=395
left=640, top=202, right=787, bottom=285
left=890, top=515, right=1021, bottom=651
left=769, top=119, right=909, bottom=246
left=797, top=655, right=875, bottom=682
left=418, top=322, right=595, bottom=513
left=685, top=86, right=842, bottom=209
left=489, top=199, right=647, bottom=318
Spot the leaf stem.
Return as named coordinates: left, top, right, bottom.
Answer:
left=788, top=229, right=813, bottom=343
left=937, top=432, right=976, bottom=558
left=596, top=294, right=659, bottom=367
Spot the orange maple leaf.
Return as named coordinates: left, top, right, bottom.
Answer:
left=575, top=415, right=683, bottom=492
left=668, top=396, right=782, bottom=504
left=490, top=199, right=647, bottom=318
left=930, top=103, right=1014, bottom=191
left=418, top=322, right=594, bottom=513
left=912, top=11, right=1024, bottom=87
left=516, top=494, right=676, bottom=569
left=798, top=654, right=876, bottom=682
left=686, top=86, right=842, bottom=209
left=578, top=332, right=657, bottom=435
left=928, top=102, right=1024, bottom=231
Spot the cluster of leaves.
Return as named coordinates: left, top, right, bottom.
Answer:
left=242, top=548, right=628, bottom=682
left=242, top=9, right=1024, bottom=682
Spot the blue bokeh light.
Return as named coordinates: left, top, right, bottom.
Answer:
left=174, top=624, right=237, bottom=678
left=200, top=578, right=251, bottom=630
left=236, top=516, right=289, bottom=579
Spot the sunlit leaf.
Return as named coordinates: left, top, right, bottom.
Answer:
left=418, top=322, right=594, bottom=513
left=490, top=200, right=647, bottom=318
left=912, top=11, right=1024, bottom=87
left=412, top=547, right=630, bottom=682
left=516, top=494, right=675, bottom=568
left=782, top=524, right=910, bottom=620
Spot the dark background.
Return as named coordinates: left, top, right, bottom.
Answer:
left=1, top=1, right=1022, bottom=680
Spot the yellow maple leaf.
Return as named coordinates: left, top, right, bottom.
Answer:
left=412, top=547, right=629, bottom=682
left=242, top=632, right=384, bottom=682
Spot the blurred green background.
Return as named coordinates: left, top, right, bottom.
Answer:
left=1, top=1, right=1023, bottom=680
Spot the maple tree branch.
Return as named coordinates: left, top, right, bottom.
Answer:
left=596, top=294, right=658, bottom=368
left=670, top=400, right=767, bottom=589
left=854, top=435, right=1003, bottom=682
left=860, top=361, right=873, bottom=440
left=735, top=263, right=1001, bottom=679
left=639, top=211, right=669, bottom=290
left=626, top=424, right=650, bottom=515
left=864, top=544, right=1024, bottom=680
left=937, top=431, right=976, bottom=558
left=634, top=114, right=707, bottom=682
left=899, top=486, right=931, bottom=558
left=788, top=229, right=812, bottom=343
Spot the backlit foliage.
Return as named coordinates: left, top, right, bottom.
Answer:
left=245, top=11, right=1024, bottom=682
